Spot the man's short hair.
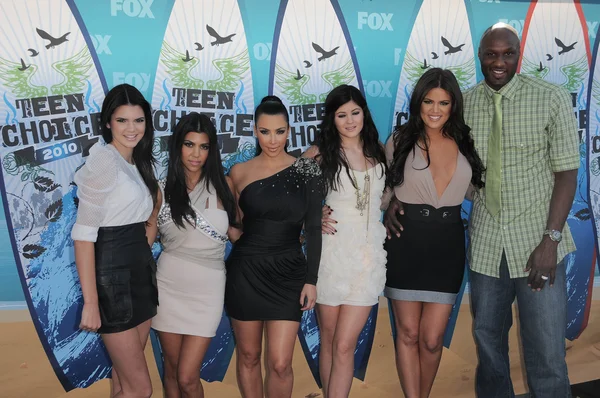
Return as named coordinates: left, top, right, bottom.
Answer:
left=480, top=22, right=520, bottom=47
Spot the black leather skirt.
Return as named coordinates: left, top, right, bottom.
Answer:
left=95, top=222, right=158, bottom=334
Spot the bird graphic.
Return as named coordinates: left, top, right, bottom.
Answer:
left=431, top=52, right=439, bottom=60
left=206, top=25, right=236, bottom=46
left=441, top=36, right=465, bottom=55
left=36, top=28, right=70, bottom=49
left=27, top=48, right=39, bottom=57
left=555, top=38, right=577, bottom=55
left=294, top=69, right=304, bottom=80
left=18, top=58, right=30, bottom=71
left=312, top=42, right=339, bottom=61
left=303, top=60, right=312, bottom=68
left=546, top=53, right=553, bottom=61
left=182, top=50, right=193, bottom=62
left=537, top=62, right=545, bottom=72
left=194, top=42, right=204, bottom=51
left=421, top=59, right=430, bottom=69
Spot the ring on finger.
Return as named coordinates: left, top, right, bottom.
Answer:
left=540, top=275, right=549, bottom=281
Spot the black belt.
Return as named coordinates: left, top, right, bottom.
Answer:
left=402, top=203, right=462, bottom=223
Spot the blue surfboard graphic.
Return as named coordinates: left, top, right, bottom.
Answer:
left=150, top=0, right=256, bottom=382
left=269, top=0, right=376, bottom=387
left=585, top=6, right=600, bottom=331
left=269, top=0, right=364, bottom=157
left=0, top=0, right=108, bottom=391
left=519, top=0, right=595, bottom=340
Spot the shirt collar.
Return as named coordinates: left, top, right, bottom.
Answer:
left=483, top=73, right=520, bottom=100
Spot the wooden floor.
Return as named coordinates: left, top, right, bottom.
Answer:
left=1, top=293, right=599, bottom=398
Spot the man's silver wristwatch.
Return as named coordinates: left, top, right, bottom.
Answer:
left=543, top=229, right=562, bottom=242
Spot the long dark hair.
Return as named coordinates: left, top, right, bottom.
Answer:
left=387, top=68, right=484, bottom=189
left=101, top=83, right=158, bottom=206
left=316, top=84, right=386, bottom=194
left=165, top=112, right=238, bottom=228
left=254, top=95, right=289, bottom=156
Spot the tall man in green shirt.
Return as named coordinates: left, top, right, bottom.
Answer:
left=384, top=23, right=579, bottom=397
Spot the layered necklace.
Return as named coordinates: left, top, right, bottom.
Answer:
left=346, top=155, right=371, bottom=238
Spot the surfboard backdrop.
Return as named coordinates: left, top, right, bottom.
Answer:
left=1, top=0, right=600, bottom=393
left=151, top=0, right=256, bottom=177
left=589, top=14, right=600, bottom=281
left=268, top=0, right=378, bottom=386
left=269, top=0, right=362, bottom=157
left=0, top=0, right=108, bottom=391
left=519, top=0, right=596, bottom=340
left=388, top=0, right=478, bottom=348
left=148, top=0, right=256, bottom=382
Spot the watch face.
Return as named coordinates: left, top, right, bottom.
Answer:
left=551, top=231, right=562, bottom=241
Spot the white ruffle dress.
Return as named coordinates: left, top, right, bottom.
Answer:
left=316, top=164, right=387, bottom=306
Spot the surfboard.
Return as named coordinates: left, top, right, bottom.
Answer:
left=519, top=0, right=595, bottom=340
left=269, top=0, right=362, bottom=157
left=151, top=0, right=256, bottom=178
left=269, top=0, right=376, bottom=386
left=149, top=0, right=256, bottom=382
left=388, top=0, right=477, bottom=348
left=391, top=0, right=477, bottom=131
left=585, top=5, right=600, bottom=326
left=0, top=0, right=108, bottom=391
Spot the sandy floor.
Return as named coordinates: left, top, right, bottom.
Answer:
left=1, top=295, right=599, bottom=398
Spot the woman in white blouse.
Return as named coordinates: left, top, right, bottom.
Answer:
left=71, top=84, right=160, bottom=398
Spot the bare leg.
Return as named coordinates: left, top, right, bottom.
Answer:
left=418, top=303, right=453, bottom=398
left=101, top=319, right=153, bottom=398
left=111, top=321, right=152, bottom=397
left=111, top=368, right=121, bottom=397
left=391, top=300, right=423, bottom=398
left=157, top=331, right=183, bottom=398
left=316, top=304, right=340, bottom=397
left=177, top=335, right=212, bottom=398
left=231, top=319, right=264, bottom=398
left=327, top=305, right=372, bottom=398
left=264, top=320, right=300, bottom=398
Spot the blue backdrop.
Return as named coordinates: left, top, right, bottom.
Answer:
left=0, top=0, right=598, bottom=391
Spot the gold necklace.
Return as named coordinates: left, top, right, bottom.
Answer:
left=349, top=158, right=371, bottom=221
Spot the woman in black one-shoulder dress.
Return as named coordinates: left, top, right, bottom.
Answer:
left=226, top=96, right=323, bottom=398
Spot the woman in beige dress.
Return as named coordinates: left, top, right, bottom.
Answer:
left=152, top=112, right=240, bottom=398
left=383, top=68, right=484, bottom=397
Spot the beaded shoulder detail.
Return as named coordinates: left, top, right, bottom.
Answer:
left=156, top=179, right=228, bottom=243
left=293, top=157, right=321, bottom=177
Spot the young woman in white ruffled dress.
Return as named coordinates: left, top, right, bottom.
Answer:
left=303, top=84, right=387, bottom=398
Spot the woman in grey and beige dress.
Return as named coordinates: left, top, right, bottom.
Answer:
left=383, top=69, right=484, bottom=397
left=152, top=112, right=240, bottom=398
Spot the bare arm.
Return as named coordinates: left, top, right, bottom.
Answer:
left=145, top=189, right=162, bottom=247
left=546, top=170, right=577, bottom=232
left=74, top=240, right=101, bottom=332
left=465, top=183, right=476, bottom=201
left=526, top=169, right=577, bottom=290
left=301, top=145, right=319, bottom=159
left=302, top=145, right=338, bottom=234
left=226, top=175, right=243, bottom=243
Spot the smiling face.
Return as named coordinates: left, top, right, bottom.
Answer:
left=478, top=28, right=520, bottom=91
left=107, top=104, right=146, bottom=159
left=420, top=88, right=452, bottom=133
left=255, top=113, right=289, bottom=157
left=333, top=100, right=364, bottom=142
left=181, top=131, right=210, bottom=177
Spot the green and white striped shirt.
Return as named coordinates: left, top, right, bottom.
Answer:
left=464, top=74, right=579, bottom=278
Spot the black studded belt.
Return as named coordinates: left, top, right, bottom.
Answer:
left=401, top=203, right=462, bottom=224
